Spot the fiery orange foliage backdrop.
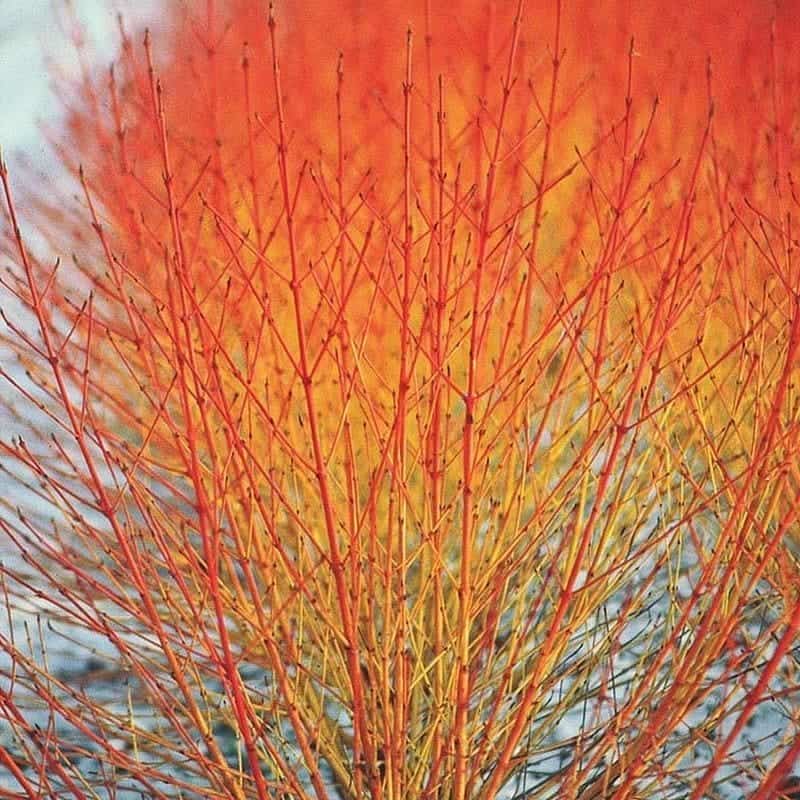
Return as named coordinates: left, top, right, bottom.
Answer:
left=1, top=1, right=800, bottom=799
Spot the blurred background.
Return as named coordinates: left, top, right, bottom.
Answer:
left=0, top=0, right=158, bottom=162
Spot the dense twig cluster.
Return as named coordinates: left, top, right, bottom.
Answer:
left=1, top=1, right=799, bottom=798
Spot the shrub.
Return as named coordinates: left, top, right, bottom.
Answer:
left=1, top=1, right=799, bottom=798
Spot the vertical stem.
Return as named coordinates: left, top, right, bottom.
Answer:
left=453, top=5, right=524, bottom=798
left=389, top=27, right=414, bottom=800
left=266, top=8, right=382, bottom=798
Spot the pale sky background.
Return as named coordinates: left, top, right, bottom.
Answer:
left=0, top=0, right=159, bottom=163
